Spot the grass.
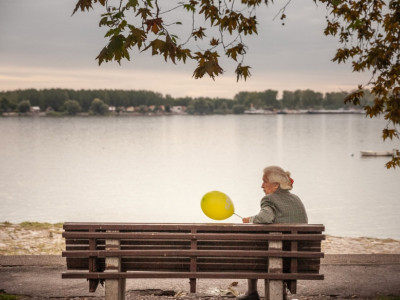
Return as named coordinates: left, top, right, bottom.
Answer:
left=18, top=221, right=63, bottom=230
left=0, top=221, right=63, bottom=230
left=0, top=294, right=19, bottom=300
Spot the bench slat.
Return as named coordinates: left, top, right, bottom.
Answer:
left=68, top=257, right=320, bottom=271
left=63, top=222, right=325, bottom=232
left=62, top=271, right=324, bottom=280
left=62, top=249, right=324, bottom=258
left=63, top=232, right=325, bottom=241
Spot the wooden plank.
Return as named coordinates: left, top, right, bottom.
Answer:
left=65, top=261, right=273, bottom=272
left=62, top=249, right=324, bottom=258
left=66, top=243, right=197, bottom=248
left=63, top=232, right=325, bottom=241
left=197, top=257, right=268, bottom=264
left=66, top=261, right=319, bottom=272
left=122, top=262, right=190, bottom=271
left=65, top=253, right=321, bottom=272
left=197, top=264, right=268, bottom=272
left=67, top=243, right=271, bottom=251
left=62, top=271, right=324, bottom=280
left=63, top=222, right=325, bottom=232
left=68, top=255, right=269, bottom=261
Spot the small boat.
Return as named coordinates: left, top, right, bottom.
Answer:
left=360, top=150, right=394, bottom=157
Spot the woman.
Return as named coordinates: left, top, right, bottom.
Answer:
left=239, top=166, right=308, bottom=300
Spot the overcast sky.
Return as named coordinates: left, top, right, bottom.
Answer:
left=0, top=0, right=372, bottom=99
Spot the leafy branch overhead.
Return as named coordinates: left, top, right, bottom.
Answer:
left=72, top=0, right=263, bottom=81
left=318, top=0, right=400, bottom=168
left=73, top=0, right=400, bottom=168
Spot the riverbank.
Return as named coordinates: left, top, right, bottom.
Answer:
left=2, top=108, right=366, bottom=118
left=1, top=222, right=400, bottom=255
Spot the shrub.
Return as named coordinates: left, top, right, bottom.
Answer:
left=90, top=98, right=109, bottom=115
left=64, top=100, right=82, bottom=115
left=17, top=100, right=31, bottom=113
left=233, top=105, right=245, bottom=114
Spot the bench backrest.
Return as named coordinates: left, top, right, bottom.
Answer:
left=63, top=223, right=324, bottom=279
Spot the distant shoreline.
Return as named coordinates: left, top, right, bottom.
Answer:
left=1, top=108, right=366, bottom=118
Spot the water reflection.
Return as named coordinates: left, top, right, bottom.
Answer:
left=0, top=115, right=399, bottom=239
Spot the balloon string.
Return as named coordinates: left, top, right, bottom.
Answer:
left=234, top=213, right=242, bottom=219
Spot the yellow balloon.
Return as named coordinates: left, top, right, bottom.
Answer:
left=201, top=191, right=235, bottom=220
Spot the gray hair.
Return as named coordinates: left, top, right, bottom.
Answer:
left=263, top=166, right=293, bottom=190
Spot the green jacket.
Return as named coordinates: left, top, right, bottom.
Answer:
left=250, top=188, right=308, bottom=224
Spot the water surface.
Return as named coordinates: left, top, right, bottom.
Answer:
left=1, top=115, right=399, bottom=239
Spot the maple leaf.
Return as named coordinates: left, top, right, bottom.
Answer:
left=96, top=34, right=129, bottom=65
left=210, top=38, right=219, bottom=46
left=136, top=8, right=151, bottom=20
left=382, top=128, right=398, bottom=141
left=72, top=0, right=93, bottom=15
left=192, top=27, right=207, bottom=40
left=226, top=43, right=245, bottom=61
left=145, top=18, right=163, bottom=34
left=193, top=51, right=223, bottom=80
left=239, top=16, right=258, bottom=35
left=126, top=26, right=146, bottom=50
left=344, top=89, right=364, bottom=105
left=235, top=64, right=251, bottom=81
left=143, top=39, right=166, bottom=56
left=126, top=0, right=139, bottom=10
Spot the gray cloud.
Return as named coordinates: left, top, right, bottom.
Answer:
left=0, top=0, right=371, bottom=97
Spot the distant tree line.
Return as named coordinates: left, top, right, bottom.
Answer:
left=0, top=88, right=374, bottom=115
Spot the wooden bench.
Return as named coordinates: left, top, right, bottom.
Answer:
left=62, top=223, right=325, bottom=300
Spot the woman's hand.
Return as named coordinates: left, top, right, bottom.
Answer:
left=242, top=217, right=251, bottom=223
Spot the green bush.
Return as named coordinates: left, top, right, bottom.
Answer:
left=64, top=100, right=82, bottom=115
left=17, top=100, right=31, bottom=113
left=232, top=105, right=245, bottom=114
left=90, top=98, right=109, bottom=115
left=0, top=97, right=16, bottom=113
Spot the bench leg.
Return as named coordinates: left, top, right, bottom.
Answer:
left=105, top=237, right=126, bottom=300
left=105, top=278, right=126, bottom=300
left=264, top=279, right=283, bottom=300
left=287, top=280, right=296, bottom=294
left=89, top=279, right=99, bottom=292
left=189, top=278, right=196, bottom=293
left=266, top=233, right=284, bottom=300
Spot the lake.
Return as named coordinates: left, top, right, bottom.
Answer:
left=0, top=114, right=399, bottom=239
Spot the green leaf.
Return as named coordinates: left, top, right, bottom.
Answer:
left=126, top=0, right=139, bottom=10
left=145, top=0, right=153, bottom=8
